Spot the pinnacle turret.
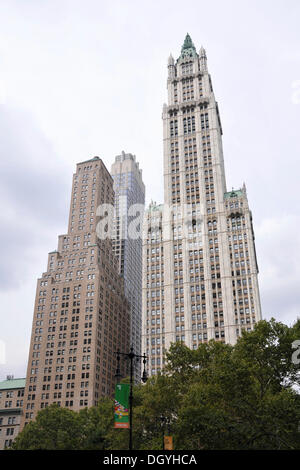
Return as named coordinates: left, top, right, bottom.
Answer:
left=199, top=45, right=207, bottom=57
left=168, top=53, right=174, bottom=66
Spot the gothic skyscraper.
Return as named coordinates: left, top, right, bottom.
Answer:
left=142, top=34, right=262, bottom=376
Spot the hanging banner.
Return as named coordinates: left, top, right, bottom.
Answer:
left=114, top=383, right=130, bottom=429
left=164, top=436, right=173, bottom=450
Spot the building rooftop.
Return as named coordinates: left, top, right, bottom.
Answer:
left=224, top=189, right=244, bottom=199
left=178, top=33, right=198, bottom=60
left=114, top=151, right=136, bottom=163
left=0, top=377, right=26, bottom=391
left=146, top=202, right=164, bottom=214
left=77, top=156, right=101, bottom=165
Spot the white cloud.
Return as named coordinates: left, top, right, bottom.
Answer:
left=0, top=0, right=300, bottom=379
left=256, top=215, right=300, bottom=326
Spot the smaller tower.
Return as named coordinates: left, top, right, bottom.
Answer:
left=199, top=45, right=208, bottom=72
left=168, top=54, right=175, bottom=80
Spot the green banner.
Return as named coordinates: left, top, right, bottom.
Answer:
left=114, top=383, right=130, bottom=428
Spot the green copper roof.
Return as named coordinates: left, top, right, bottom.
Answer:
left=0, top=378, right=26, bottom=390
left=224, top=189, right=244, bottom=199
left=182, top=33, right=195, bottom=51
left=147, top=202, right=163, bottom=213
left=179, top=33, right=198, bottom=60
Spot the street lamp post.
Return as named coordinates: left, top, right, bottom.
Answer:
left=114, top=346, right=148, bottom=450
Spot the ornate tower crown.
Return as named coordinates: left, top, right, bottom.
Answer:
left=179, top=33, right=198, bottom=60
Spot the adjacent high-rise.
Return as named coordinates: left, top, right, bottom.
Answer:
left=111, top=152, right=145, bottom=380
left=21, top=157, right=130, bottom=427
left=142, top=34, right=262, bottom=376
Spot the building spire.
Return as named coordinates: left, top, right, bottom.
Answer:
left=182, top=33, right=195, bottom=51
left=179, top=33, right=198, bottom=60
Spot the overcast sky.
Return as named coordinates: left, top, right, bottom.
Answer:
left=0, top=0, right=299, bottom=380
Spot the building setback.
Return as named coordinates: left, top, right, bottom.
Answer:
left=21, top=157, right=130, bottom=428
left=111, top=152, right=145, bottom=380
left=0, top=376, right=25, bottom=449
left=142, top=34, right=262, bottom=376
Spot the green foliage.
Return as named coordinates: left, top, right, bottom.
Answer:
left=13, top=319, right=300, bottom=450
left=12, top=404, right=83, bottom=450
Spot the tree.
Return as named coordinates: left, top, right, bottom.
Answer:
left=12, top=404, right=83, bottom=450
left=78, top=398, right=114, bottom=450
left=172, top=319, right=300, bottom=449
left=12, top=319, right=300, bottom=450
